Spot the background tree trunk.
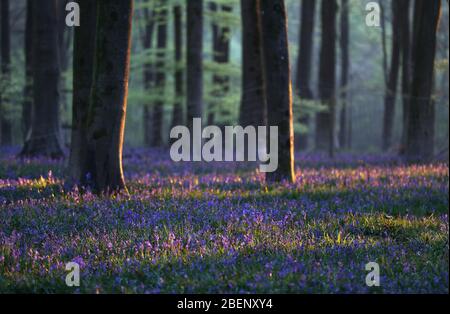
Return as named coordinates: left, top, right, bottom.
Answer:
left=260, top=0, right=296, bottom=183
left=142, top=4, right=155, bottom=147
left=171, top=4, right=184, bottom=130
left=0, top=0, right=12, bottom=145
left=296, top=0, right=316, bottom=151
left=316, top=0, right=337, bottom=157
left=69, top=0, right=97, bottom=185
left=405, top=0, right=441, bottom=160
left=338, top=0, right=349, bottom=150
left=399, top=0, right=411, bottom=155
left=382, top=0, right=401, bottom=152
left=87, top=0, right=134, bottom=193
left=151, top=1, right=167, bottom=147
left=20, top=0, right=64, bottom=158
left=22, top=0, right=33, bottom=143
left=186, top=0, right=203, bottom=131
left=239, top=0, right=266, bottom=128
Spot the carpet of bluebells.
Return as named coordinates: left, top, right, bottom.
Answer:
left=0, top=147, right=448, bottom=293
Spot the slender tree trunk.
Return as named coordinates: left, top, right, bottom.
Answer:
left=171, top=4, right=184, bottom=130
left=0, top=0, right=12, bottom=145
left=208, top=3, right=231, bottom=125
left=382, top=0, right=401, bottom=152
left=186, top=0, right=203, bottom=130
left=87, top=0, right=134, bottom=193
left=151, top=0, right=168, bottom=147
left=20, top=0, right=64, bottom=158
left=239, top=0, right=266, bottom=128
left=316, top=0, right=337, bottom=157
left=406, top=0, right=441, bottom=160
left=399, top=0, right=411, bottom=154
left=142, top=5, right=155, bottom=147
left=22, top=0, right=33, bottom=142
left=296, top=0, right=316, bottom=151
left=338, top=0, right=349, bottom=150
left=68, top=0, right=97, bottom=185
left=380, top=0, right=388, bottom=86
left=260, top=0, right=296, bottom=183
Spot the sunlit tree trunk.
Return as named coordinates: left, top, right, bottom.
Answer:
left=20, top=0, right=64, bottom=158
left=406, top=0, right=441, bottom=160
left=260, top=0, right=296, bottom=183
left=240, top=0, right=266, bottom=128
left=87, top=0, right=134, bottom=193
left=69, top=0, right=97, bottom=185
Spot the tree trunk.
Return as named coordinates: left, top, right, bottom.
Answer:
left=142, top=5, right=155, bottom=147
left=0, top=0, right=12, bottom=145
left=260, top=0, right=296, bottom=183
left=186, top=0, right=203, bottom=131
left=338, top=0, right=349, bottom=150
left=68, top=0, right=97, bottom=185
left=239, top=0, right=266, bottom=128
left=316, top=0, right=337, bottom=157
left=22, top=0, right=33, bottom=143
left=405, top=0, right=441, bottom=160
left=399, top=0, right=411, bottom=154
left=296, top=0, right=316, bottom=151
left=151, top=1, right=168, bottom=147
left=382, top=0, right=401, bottom=152
left=171, top=4, right=184, bottom=130
left=208, top=3, right=231, bottom=125
left=87, top=0, right=134, bottom=193
left=20, top=0, right=64, bottom=158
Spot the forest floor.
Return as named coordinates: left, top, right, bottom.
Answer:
left=0, top=148, right=448, bottom=293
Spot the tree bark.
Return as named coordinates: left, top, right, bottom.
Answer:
left=315, top=0, right=337, bottom=157
left=338, top=0, right=349, bottom=150
left=22, top=0, right=33, bottom=142
left=87, top=0, right=134, bottom=193
left=239, top=0, right=266, bottom=128
left=382, top=0, right=401, bottom=152
left=0, top=0, right=12, bottom=145
left=69, top=0, right=97, bottom=185
left=186, top=0, right=203, bottom=131
left=405, top=0, right=441, bottom=160
left=20, top=0, right=64, bottom=158
left=171, top=4, right=184, bottom=130
left=296, top=0, right=316, bottom=151
left=151, top=1, right=168, bottom=147
left=399, top=0, right=411, bottom=154
left=259, top=0, right=296, bottom=183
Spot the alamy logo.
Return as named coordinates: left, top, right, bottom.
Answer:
left=365, top=262, right=380, bottom=287
left=170, top=118, right=279, bottom=172
left=65, top=2, right=80, bottom=27
left=365, top=2, right=381, bottom=27
left=65, top=262, right=80, bottom=287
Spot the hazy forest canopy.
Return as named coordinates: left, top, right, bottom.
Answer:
left=0, top=0, right=448, bottom=294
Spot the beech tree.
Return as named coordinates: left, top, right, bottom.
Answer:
left=68, top=0, right=97, bottom=185
left=259, top=0, right=296, bottom=183
left=22, top=0, right=33, bottom=142
left=239, top=0, right=266, bottom=128
left=20, top=0, right=64, bottom=158
left=338, top=0, right=349, bottom=150
left=406, top=0, right=441, bottom=160
left=85, top=0, right=134, bottom=192
left=171, top=4, right=184, bottom=129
